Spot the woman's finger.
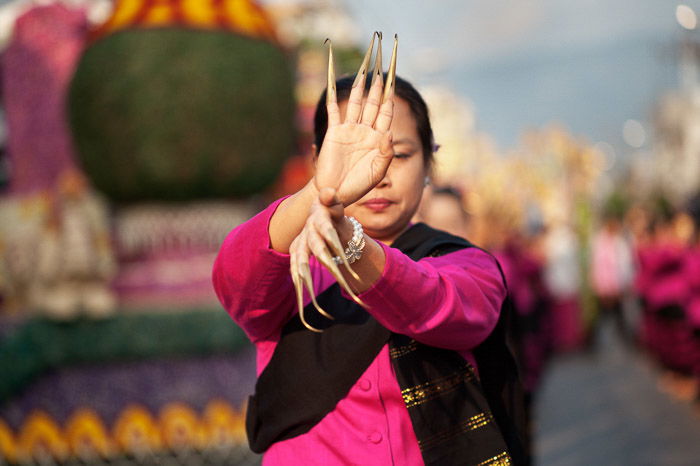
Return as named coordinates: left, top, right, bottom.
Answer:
left=309, top=202, right=360, bottom=282
left=359, top=72, right=384, bottom=127
left=373, top=98, right=394, bottom=133
left=296, top=229, right=334, bottom=321
left=317, top=187, right=345, bottom=224
left=378, top=131, right=394, bottom=158
left=290, top=237, right=319, bottom=333
left=291, top=231, right=326, bottom=332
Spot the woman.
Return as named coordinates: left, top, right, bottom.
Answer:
left=213, top=34, right=526, bottom=465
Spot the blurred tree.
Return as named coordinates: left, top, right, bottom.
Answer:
left=68, top=0, right=295, bottom=202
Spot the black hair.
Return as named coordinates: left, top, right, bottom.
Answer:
left=313, top=74, right=435, bottom=167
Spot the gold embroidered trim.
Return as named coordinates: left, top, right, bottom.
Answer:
left=474, top=452, right=511, bottom=466
left=389, top=340, right=418, bottom=359
left=418, top=412, right=494, bottom=450
left=401, top=366, right=475, bottom=408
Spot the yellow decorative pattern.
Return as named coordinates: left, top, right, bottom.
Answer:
left=65, top=409, right=114, bottom=459
left=389, top=340, right=418, bottom=359
left=181, top=0, right=217, bottom=28
left=159, top=402, right=206, bottom=449
left=144, top=0, right=176, bottom=26
left=0, top=419, right=17, bottom=463
left=474, top=451, right=512, bottom=466
left=17, top=411, right=70, bottom=463
left=203, top=399, right=246, bottom=445
left=113, top=405, right=163, bottom=453
left=401, top=365, right=476, bottom=408
left=0, top=401, right=247, bottom=462
left=90, top=0, right=277, bottom=42
left=418, top=413, right=493, bottom=451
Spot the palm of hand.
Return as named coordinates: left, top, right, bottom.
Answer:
left=315, top=123, right=392, bottom=206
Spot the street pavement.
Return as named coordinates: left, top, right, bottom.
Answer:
left=534, top=324, right=700, bottom=466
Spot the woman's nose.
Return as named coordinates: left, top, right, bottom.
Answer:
left=377, top=174, right=390, bottom=188
left=377, top=166, right=392, bottom=188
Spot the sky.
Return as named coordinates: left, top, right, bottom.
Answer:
left=333, top=0, right=700, bottom=158
left=4, top=0, right=698, bottom=160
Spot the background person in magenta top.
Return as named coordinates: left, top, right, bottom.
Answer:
left=213, top=36, right=525, bottom=465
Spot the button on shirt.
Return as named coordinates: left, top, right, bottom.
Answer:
left=212, top=198, right=506, bottom=466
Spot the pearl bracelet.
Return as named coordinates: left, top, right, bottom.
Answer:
left=332, top=216, right=365, bottom=265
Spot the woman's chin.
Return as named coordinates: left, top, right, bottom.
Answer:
left=361, top=217, right=411, bottom=243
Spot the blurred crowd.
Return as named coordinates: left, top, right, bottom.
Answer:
left=418, top=186, right=700, bottom=429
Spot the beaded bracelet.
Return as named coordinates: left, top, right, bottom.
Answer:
left=332, top=216, right=365, bottom=265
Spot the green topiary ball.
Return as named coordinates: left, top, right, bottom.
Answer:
left=69, top=28, right=296, bottom=202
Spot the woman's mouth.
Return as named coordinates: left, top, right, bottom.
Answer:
left=362, top=198, right=394, bottom=211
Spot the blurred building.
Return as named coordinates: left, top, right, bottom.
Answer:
left=265, top=0, right=357, bottom=48
left=652, top=37, right=700, bottom=201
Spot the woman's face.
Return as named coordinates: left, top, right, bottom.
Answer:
left=338, top=97, right=428, bottom=244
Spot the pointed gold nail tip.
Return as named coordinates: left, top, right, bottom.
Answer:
left=353, top=32, right=377, bottom=88
left=342, top=259, right=361, bottom=282
left=319, top=253, right=364, bottom=307
left=371, top=32, right=383, bottom=87
left=293, top=267, right=323, bottom=332
left=300, top=265, right=334, bottom=320
left=326, top=39, right=336, bottom=106
left=300, top=308, right=323, bottom=333
left=383, top=34, right=398, bottom=103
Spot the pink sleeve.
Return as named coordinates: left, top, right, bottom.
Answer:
left=212, top=197, right=297, bottom=343
left=357, top=244, right=506, bottom=351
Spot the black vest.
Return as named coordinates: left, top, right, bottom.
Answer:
left=246, top=223, right=528, bottom=465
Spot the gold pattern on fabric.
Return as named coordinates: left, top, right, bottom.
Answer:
left=417, top=412, right=494, bottom=451
left=389, top=340, right=418, bottom=359
left=474, top=451, right=512, bottom=466
left=401, top=366, right=476, bottom=408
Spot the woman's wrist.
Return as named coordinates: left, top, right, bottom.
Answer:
left=336, top=215, right=356, bottom=245
left=269, top=180, right=321, bottom=253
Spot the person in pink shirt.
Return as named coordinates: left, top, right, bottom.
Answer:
left=213, top=35, right=526, bottom=466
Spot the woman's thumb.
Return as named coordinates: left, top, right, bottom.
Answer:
left=319, top=187, right=340, bottom=207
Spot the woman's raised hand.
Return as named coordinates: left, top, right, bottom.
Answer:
left=314, top=33, right=398, bottom=207
left=290, top=33, right=398, bottom=332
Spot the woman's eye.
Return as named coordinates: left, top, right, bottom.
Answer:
left=394, top=153, right=410, bottom=159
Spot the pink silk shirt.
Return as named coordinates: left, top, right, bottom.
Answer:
left=212, top=198, right=506, bottom=466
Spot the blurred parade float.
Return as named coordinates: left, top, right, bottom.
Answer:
left=0, top=0, right=302, bottom=463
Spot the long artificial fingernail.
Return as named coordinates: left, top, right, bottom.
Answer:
left=371, top=32, right=383, bottom=88
left=292, top=270, right=321, bottom=332
left=291, top=270, right=304, bottom=315
left=300, top=265, right=334, bottom=320
left=353, top=32, right=377, bottom=88
left=326, top=38, right=336, bottom=106
left=300, top=307, right=323, bottom=333
left=383, top=34, right=398, bottom=103
left=318, top=252, right=365, bottom=307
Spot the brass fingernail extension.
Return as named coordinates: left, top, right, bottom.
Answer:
left=383, top=34, right=398, bottom=103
